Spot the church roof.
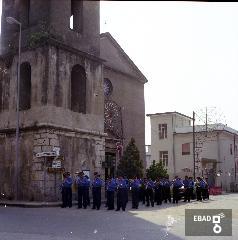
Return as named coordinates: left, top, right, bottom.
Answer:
left=175, top=123, right=238, bottom=135
left=146, top=111, right=193, bottom=120
left=100, top=32, right=148, bottom=84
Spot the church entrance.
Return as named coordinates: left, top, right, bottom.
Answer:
left=103, top=152, right=116, bottom=180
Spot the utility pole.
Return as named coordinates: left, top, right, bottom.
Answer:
left=234, top=134, right=237, bottom=182
left=193, top=111, right=196, bottom=180
left=205, top=107, right=208, bottom=137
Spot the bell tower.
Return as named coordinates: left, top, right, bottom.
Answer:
left=1, top=0, right=100, bottom=55
left=0, top=0, right=105, bottom=201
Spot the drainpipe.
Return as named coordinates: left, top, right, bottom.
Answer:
left=193, top=111, right=196, bottom=180
left=234, top=134, right=236, bottom=182
left=172, top=115, right=176, bottom=177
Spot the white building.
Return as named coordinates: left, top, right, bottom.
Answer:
left=145, top=145, right=152, bottom=169
left=147, top=111, right=238, bottom=191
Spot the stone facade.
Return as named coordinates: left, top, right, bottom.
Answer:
left=0, top=126, right=105, bottom=201
left=100, top=33, right=147, bottom=175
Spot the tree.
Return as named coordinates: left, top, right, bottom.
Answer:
left=146, top=160, right=168, bottom=181
left=117, top=138, right=143, bottom=178
left=193, top=107, right=227, bottom=178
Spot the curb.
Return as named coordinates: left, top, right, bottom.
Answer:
left=0, top=200, right=107, bottom=208
left=0, top=201, right=62, bottom=208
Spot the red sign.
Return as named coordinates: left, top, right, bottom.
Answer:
left=209, top=187, right=222, bottom=195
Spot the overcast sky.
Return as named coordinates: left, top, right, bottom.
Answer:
left=1, top=1, right=238, bottom=145
left=100, top=1, right=238, bottom=144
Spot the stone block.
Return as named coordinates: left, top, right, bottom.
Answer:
left=35, top=138, right=50, bottom=146
left=34, top=134, right=41, bottom=139
left=40, top=133, right=48, bottom=139
left=45, top=181, right=57, bottom=189
left=32, top=171, right=45, bottom=181
left=40, top=133, right=58, bottom=139
left=50, top=138, right=59, bottom=146
left=31, top=180, right=44, bottom=189
left=95, top=159, right=102, bottom=168
left=33, top=146, right=42, bottom=153
left=32, top=162, right=43, bottom=171
left=42, top=146, right=53, bottom=152
left=48, top=133, right=58, bottom=139
left=45, top=174, right=57, bottom=181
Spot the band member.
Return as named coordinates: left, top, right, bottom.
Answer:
left=104, top=177, right=109, bottom=208
left=139, top=178, right=146, bottom=204
left=154, top=178, right=163, bottom=205
left=76, top=172, right=84, bottom=209
left=204, top=177, right=210, bottom=200
left=116, top=176, right=128, bottom=211
left=80, top=174, right=91, bottom=209
left=124, top=175, right=129, bottom=204
left=131, top=176, right=141, bottom=209
left=106, top=176, right=117, bottom=210
left=188, top=177, right=194, bottom=202
left=200, top=177, right=208, bottom=200
left=61, top=172, right=73, bottom=208
left=172, top=176, right=183, bottom=204
left=195, top=177, right=202, bottom=201
left=145, top=178, right=155, bottom=207
left=183, top=176, right=189, bottom=202
left=91, top=172, right=103, bottom=210
left=84, top=175, right=91, bottom=206
left=164, top=176, right=171, bottom=203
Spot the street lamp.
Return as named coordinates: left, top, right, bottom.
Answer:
left=6, top=16, right=21, bottom=200
left=192, top=111, right=196, bottom=180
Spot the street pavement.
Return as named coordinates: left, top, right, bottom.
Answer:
left=0, top=193, right=237, bottom=240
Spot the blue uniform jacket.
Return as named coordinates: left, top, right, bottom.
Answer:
left=107, top=179, right=117, bottom=191
left=117, top=179, right=127, bottom=189
left=146, top=180, right=155, bottom=189
left=164, top=180, right=171, bottom=188
left=63, top=176, right=73, bottom=188
left=183, top=179, right=189, bottom=188
left=188, top=180, right=194, bottom=188
left=155, top=181, right=162, bottom=189
left=92, top=177, right=103, bottom=188
left=131, top=179, right=141, bottom=189
left=200, top=180, right=207, bottom=189
left=83, top=177, right=90, bottom=188
left=173, top=179, right=183, bottom=188
left=76, top=177, right=84, bottom=187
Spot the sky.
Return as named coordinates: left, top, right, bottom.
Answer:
left=100, top=1, right=238, bottom=144
left=1, top=1, right=238, bottom=145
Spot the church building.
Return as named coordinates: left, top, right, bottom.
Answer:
left=0, top=0, right=147, bottom=201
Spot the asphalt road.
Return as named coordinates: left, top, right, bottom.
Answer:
left=0, top=194, right=237, bottom=240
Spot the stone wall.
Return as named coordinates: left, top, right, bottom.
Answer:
left=0, top=45, right=104, bottom=131
left=103, top=67, right=146, bottom=168
left=0, top=127, right=105, bottom=201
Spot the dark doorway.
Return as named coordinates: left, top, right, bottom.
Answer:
left=104, top=152, right=116, bottom=180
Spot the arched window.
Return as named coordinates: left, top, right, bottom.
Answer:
left=20, top=0, right=30, bottom=27
left=20, top=62, right=31, bottom=111
left=71, top=64, right=86, bottom=113
left=70, top=0, right=83, bottom=32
